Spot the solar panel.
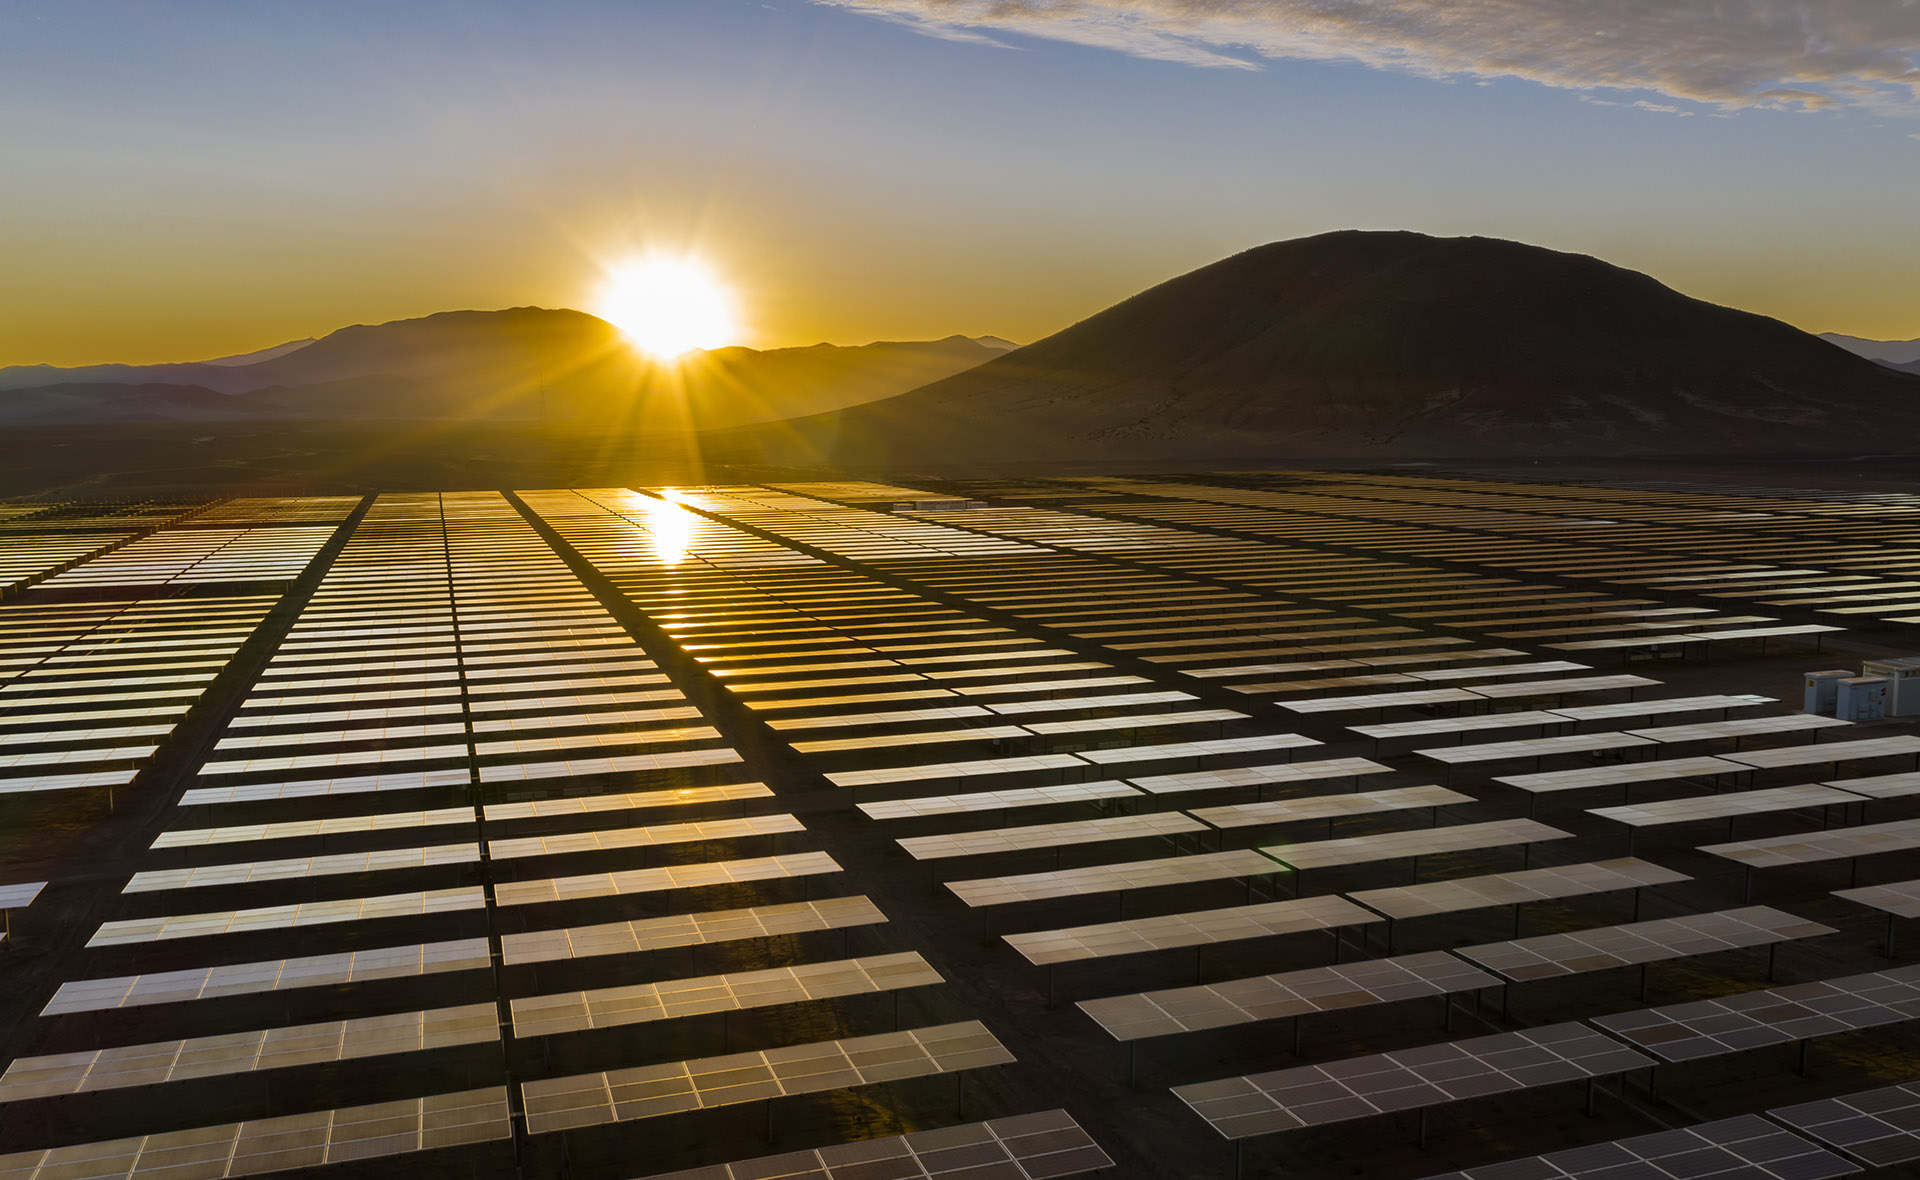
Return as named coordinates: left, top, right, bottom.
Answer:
left=482, top=781, right=771, bottom=822
left=179, top=766, right=473, bottom=806
left=898, top=812, right=1202, bottom=861
left=1455, top=906, right=1835, bottom=982
left=1494, top=756, right=1738, bottom=799
left=1125, top=757, right=1391, bottom=798
left=1078, top=950, right=1495, bottom=1042
left=947, top=849, right=1280, bottom=908
left=1591, top=783, right=1860, bottom=850
left=499, top=896, right=885, bottom=965
left=1834, top=877, right=1920, bottom=924
left=1192, top=785, right=1469, bottom=831
left=1772, top=1080, right=1920, bottom=1167
left=1416, top=730, right=1656, bottom=766
left=1819, top=770, right=1920, bottom=801
left=486, top=813, right=803, bottom=859
left=510, top=951, right=942, bottom=1037
left=1702, top=818, right=1920, bottom=888
left=19, top=475, right=1920, bottom=1180
left=0, top=880, right=46, bottom=910
left=1004, top=894, right=1380, bottom=967
left=857, top=780, right=1141, bottom=821
left=45, top=938, right=494, bottom=1016
left=1592, top=962, right=1920, bottom=1062
left=1349, top=858, right=1689, bottom=922
left=478, top=746, right=746, bottom=783
left=88, top=887, right=486, bottom=945
left=1418, top=1114, right=1858, bottom=1180
left=152, top=808, right=474, bottom=850
left=1719, top=735, right=1920, bottom=771
left=123, top=843, right=479, bottom=892
left=519, top=1020, right=1013, bottom=1133
left=1625, top=713, right=1852, bottom=744
left=1261, top=818, right=1571, bottom=873
left=630, top=1108, right=1113, bottom=1180
left=1174, top=1022, right=1651, bottom=1139
left=494, top=851, right=839, bottom=906
left=0, top=1003, right=499, bottom=1099
left=0, top=1087, right=511, bottom=1179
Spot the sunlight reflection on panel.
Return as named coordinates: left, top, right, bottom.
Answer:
left=640, top=491, right=698, bottom=566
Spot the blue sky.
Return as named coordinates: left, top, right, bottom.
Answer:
left=3, top=0, right=1917, bottom=364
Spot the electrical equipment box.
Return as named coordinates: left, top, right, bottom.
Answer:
left=1838, top=677, right=1890, bottom=722
left=1861, top=657, right=1920, bottom=717
left=1803, top=670, right=1853, bottom=716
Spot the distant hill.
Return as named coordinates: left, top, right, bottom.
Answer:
left=201, top=338, right=319, bottom=367
left=1820, top=333, right=1920, bottom=368
left=0, top=309, right=1010, bottom=426
left=714, top=231, right=1920, bottom=467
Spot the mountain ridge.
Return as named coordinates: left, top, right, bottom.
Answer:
left=0, top=308, right=1014, bottom=426
left=1820, top=332, right=1920, bottom=368
left=705, top=230, right=1920, bottom=466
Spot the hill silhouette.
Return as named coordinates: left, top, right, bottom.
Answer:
left=1820, top=332, right=1920, bottom=368
left=0, top=309, right=1011, bottom=427
left=717, top=231, right=1920, bottom=467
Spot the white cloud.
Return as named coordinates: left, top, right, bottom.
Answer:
left=818, top=1, right=1920, bottom=112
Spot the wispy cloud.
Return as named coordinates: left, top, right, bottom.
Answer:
left=817, top=1, right=1920, bottom=112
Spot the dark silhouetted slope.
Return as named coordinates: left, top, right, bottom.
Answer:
left=723, top=231, right=1920, bottom=467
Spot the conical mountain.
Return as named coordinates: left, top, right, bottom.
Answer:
left=721, top=230, right=1920, bottom=466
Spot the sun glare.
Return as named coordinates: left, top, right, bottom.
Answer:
left=594, top=256, right=738, bottom=360
left=641, top=490, right=698, bottom=565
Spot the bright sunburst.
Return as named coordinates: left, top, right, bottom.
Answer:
left=594, top=256, right=739, bottom=360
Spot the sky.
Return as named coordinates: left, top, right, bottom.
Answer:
left=4, top=0, right=1920, bottom=366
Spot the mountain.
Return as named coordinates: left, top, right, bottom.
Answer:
left=1820, top=333, right=1920, bottom=367
left=713, top=231, right=1920, bottom=467
left=201, top=338, right=318, bottom=366
left=0, top=309, right=1010, bottom=426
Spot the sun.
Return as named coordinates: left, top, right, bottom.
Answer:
left=593, top=256, right=739, bottom=360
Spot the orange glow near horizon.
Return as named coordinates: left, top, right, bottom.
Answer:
left=592, top=255, right=740, bottom=360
